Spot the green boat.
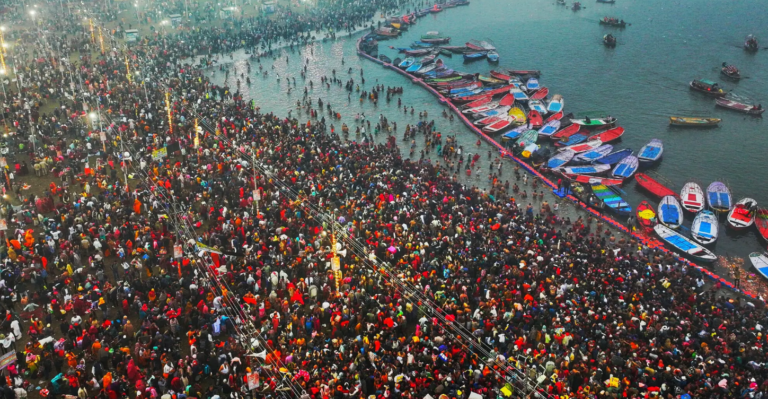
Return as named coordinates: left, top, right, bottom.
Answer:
left=439, top=49, right=453, bottom=57
left=425, top=76, right=463, bottom=83
left=514, top=130, right=539, bottom=148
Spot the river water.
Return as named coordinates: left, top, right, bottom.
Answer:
left=211, top=0, right=768, bottom=275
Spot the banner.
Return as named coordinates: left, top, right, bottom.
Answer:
left=247, top=372, right=259, bottom=390
left=152, top=147, right=167, bottom=160
left=0, top=350, right=15, bottom=369
left=173, top=244, right=183, bottom=258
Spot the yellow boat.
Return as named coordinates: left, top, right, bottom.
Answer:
left=669, top=116, right=722, bottom=127
left=509, top=106, right=527, bottom=125
left=391, top=23, right=401, bottom=29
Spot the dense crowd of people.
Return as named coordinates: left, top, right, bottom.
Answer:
left=0, top=1, right=765, bottom=399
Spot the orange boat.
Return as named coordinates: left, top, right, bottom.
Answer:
left=635, top=173, right=677, bottom=200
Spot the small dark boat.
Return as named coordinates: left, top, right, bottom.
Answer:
left=596, top=0, right=616, bottom=3
left=689, top=79, right=726, bottom=97
left=441, top=46, right=471, bottom=53
left=507, top=69, right=541, bottom=77
left=721, top=62, right=740, bottom=80
left=572, top=2, right=582, bottom=11
left=603, top=34, right=617, bottom=47
left=599, top=17, right=626, bottom=27
left=455, top=0, right=470, bottom=5
left=745, top=34, right=759, bottom=52
left=463, top=52, right=487, bottom=61
left=379, top=55, right=392, bottom=64
left=393, top=57, right=402, bottom=66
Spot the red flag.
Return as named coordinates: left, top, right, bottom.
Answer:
left=210, top=252, right=221, bottom=269
left=290, top=290, right=304, bottom=305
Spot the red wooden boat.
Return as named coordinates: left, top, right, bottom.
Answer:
left=544, top=111, right=563, bottom=123
left=755, top=208, right=768, bottom=241
left=588, top=126, right=625, bottom=143
left=531, top=87, right=549, bottom=100
left=550, top=124, right=580, bottom=140
left=490, top=70, right=511, bottom=81
left=636, top=201, right=657, bottom=228
left=461, top=95, right=492, bottom=109
left=634, top=173, right=677, bottom=199
left=528, top=110, right=543, bottom=128
left=466, top=42, right=485, bottom=51
left=452, top=85, right=514, bottom=103
left=499, top=93, right=515, bottom=106
left=563, top=173, right=623, bottom=187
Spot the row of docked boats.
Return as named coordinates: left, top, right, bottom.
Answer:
left=371, top=2, right=470, bottom=41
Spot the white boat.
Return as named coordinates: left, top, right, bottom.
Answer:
left=691, top=210, right=718, bottom=245
left=680, top=182, right=704, bottom=212
left=526, top=78, right=540, bottom=91
left=654, top=224, right=717, bottom=263
left=510, top=87, right=529, bottom=102
left=537, top=120, right=561, bottom=137
left=462, top=101, right=499, bottom=114
left=528, top=99, right=547, bottom=114
left=727, top=198, right=757, bottom=230
left=482, top=117, right=515, bottom=133
left=547, top=94, right=564, bottom=114
left=474, top=115, right=503, bottom=126
left=658, top=195, right=683, bottom=229
left=557, top=164, right=611, bottom=175
left=558, top=139, right=603, bottom=154
left=749, top=252, right=768, bottom=280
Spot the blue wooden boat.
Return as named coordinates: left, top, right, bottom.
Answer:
left=547, top=149, right=575, bottom=169
left=654, top=224, right=717, bottom=263
left=399, top=57, right=415, bottom=68
left=538, top=120, right=561, bottom=137
left=487, top=51, right=499, bottom=62
left=637, top=139, right=663, bottom=165
left=658, top=195, right=683, bottom=229
left=691, top=210, right=718, bottom=245
left=612, top=155, right=639, bottom=179
left=591, top=183, right=632, bottom=215
left=574, top=144, right=613, bottom=163
left=749, top=253, right=768, bottom=280
left=529, top=100, right=547, bottom=114
left=555, top=133, right=587, bottom=147
left=502, top=125, right=528, bottom=141
left=593, top=148, right=632, bottom=165
left=526, top=78, right=540, bottom=91
left=406, top=62, right=423, bottom=73
left=463, top=52, right=487, bottom=61
left=706, top=181, right=732, bottom=213
left=411, top=41, right=436, bottom=48
left=559, top=164, right=611, bottom=175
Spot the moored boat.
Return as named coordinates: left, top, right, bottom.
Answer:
left=462, top=101, right=499, bottom=115
left=510, top=87, right=529, bottom=102
left=669, top=116, right=721, bottom=127
left=528, top=110, right=543, bottom=128
left=379, top=55, right=392, bottom=63
left=547, top=94, right=564, bottom=113
left=612, top=155, right=639, bottom=179
left=526, top=78, right=540, bottom=91
left=501, top=124, right=529, bottom=141
left=590, top=183, right=632, bottom=215
left=544, top=111, right=564, bottom=123
left=571, top=116, right=617, bottom=127
left=691, top=210, right=719, bottom=245
left=594, top=148, right=632, bottom=165
left=537, top=120, right=561, bottom=137
left=588, top=126, right=624, bottom=143
left=551, top=124, right=580, bottom=141
left=715, top=98, right=765, bottom=115
left=530, top=87, right=549, bottom=100
left=460, top=95, right=492, bottom=109
left=529, top=100, right=547, bottom=114
left=636, top=201, right=657, bottom=229
left=560, top=139, right=603, bottom=154
left=574, top=144, right=613, bottom=164
left=689, top=79, right=726, bottom=97
left=487, top=51, right=499, bottom=63
left=755, top=209, right=768, bottom=241
left=706, top=181, right=732, bottom=213
left=483, top=117, right=515, bottom=133
left=513, top=130, right=539, bottom=149
left=398, top=57, right=415, bottom=68
left=749, top=253, right=768, bottom=280
left=637, top=139, right=663, bottom=165
left=654, top=224, right=717, bottom=263
left=508, top=106, right=527, bottom=124
left=634, top=173, right=676, bottom=199
left=727, top=198, right=757, bottom=229
left=559, top=164, right=611, bottom=175
left=547, top=149, right=575, bottom=169
left=658, top=195, right=683, bottom=229
left=562, top=173, right=624, bottom=187
left=490, top=70, right=511, bottom=81
left=507, top=69, right=541, bottom=77
left=680, top=182, right=705, bottom=213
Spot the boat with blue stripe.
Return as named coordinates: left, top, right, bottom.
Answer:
left=590, top=183, right=632, bottom=216
left=654, top=224, right=717, bottom=263
left=658, top=195, right=683, bottom=229
left=691, top=210, right=718, bottom=245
